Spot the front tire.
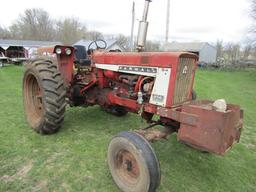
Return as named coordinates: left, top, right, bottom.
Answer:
left=108, top=131, right=161, bottom=192
left=23, top=59, right=66, bottom=134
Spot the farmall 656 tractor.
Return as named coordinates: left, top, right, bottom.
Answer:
left=23, top=1, right=243, bottom=191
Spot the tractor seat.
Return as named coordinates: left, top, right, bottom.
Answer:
left=74, top=45, right=91, bottom=66
left=76, top=59, right=91, bottom=66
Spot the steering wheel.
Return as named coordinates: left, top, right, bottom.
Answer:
left=88, top=39, right=107, bottom=50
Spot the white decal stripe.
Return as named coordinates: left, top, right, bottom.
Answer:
left=95, top=64, right=119, bottom=71
left=95, top=63, right=157, bottom=77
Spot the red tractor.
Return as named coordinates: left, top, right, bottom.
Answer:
left=22, top=1, right=243, bottom=191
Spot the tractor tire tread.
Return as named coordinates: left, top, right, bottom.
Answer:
left=23, top=59, right=66, bottom=134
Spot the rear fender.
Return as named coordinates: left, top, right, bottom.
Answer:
left=54, top=45, right=75, bottom=86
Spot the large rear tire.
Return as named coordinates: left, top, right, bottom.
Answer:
left=108, top=131, right=161, bottom=192
left=23, top=59, right=66, bottom=134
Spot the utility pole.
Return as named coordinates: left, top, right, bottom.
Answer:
left=130, top=1, right=135, bottom=51
left=165, top=0, right=171, bottom=44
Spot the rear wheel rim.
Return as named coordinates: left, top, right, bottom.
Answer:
left=115, top=149, right=140, bottom=185
left=24, top=73, right=43, bottom=128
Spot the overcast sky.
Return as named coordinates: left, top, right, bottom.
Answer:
left=0, top=0, right=253, bottom=43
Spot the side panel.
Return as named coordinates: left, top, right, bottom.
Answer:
left=149, top=68, right=171, bottom=107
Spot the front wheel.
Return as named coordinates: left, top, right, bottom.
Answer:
left=108, top=131, right=161, bottom=192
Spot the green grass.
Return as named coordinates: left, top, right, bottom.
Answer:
left=0, top=65, right=255, bottom=192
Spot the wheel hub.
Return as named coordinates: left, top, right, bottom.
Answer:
left=24, top=73, right=44, bottom=127
left=116, top=150, right=140, bottom=184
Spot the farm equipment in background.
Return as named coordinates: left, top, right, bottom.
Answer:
left=22, top=0, right=243, bottom=191
left=0, top=52, right=9, bottom=67
left=6, top=46, right=29, bottom=65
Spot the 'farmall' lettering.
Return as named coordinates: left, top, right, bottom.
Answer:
left=119, top=66, right=157, bottom=73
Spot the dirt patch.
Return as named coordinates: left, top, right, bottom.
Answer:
left=32, top=180, right=48, bottom=192
left=84, top=175, right=93, bottom=183
left=45, top=152, right=62, bottom=164
left=0, top=162, right=33, bottom=182
left=243, top=143, right=256, bottom=149
left=61, top=182, right=70, bottom=191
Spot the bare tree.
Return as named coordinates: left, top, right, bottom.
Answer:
left=243, top=45, right=252, bottom=59
left=216, top=40, right=224, bottom=58
left=224, top=43, right=241, bottom=64
left=252, top=47, right=256, bottom=58
left=145, top=40, right=160, bottom=51
left=85, top=31, right=104, bottom=41
left=106, top=34, right=130, bottom=50
left=0, top=26, right=11, bottom=39
left=56, top=18, right=87, bottom=45
left=9, top=8, right=55, bottom=41
left=115, top=34, right=130, bottom=50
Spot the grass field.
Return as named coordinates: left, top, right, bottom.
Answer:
left=0, top=65, right=255, bottom=192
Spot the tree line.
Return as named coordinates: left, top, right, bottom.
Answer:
left=0, top=8, right=160, bottom=51
left=216, top=41, right=256, bottom=63
left=0, top=8, right=108, bottom=45
left=216, top=0, right=256, bottom=63
left=0, top=1, right=255, bottom=56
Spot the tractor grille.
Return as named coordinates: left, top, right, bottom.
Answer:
left=173, top=57, right=195, bottom=105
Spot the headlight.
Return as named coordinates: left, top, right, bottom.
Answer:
left=56, top=48, right=62, bottom=55
left=65, top=48, right=72, bottom=56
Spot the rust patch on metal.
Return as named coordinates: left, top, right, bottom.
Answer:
left=177, top=100, right=243, bottom=155
left=157, top=107, right=198, bottom=126
left=136, top=127, right=174, bottom=142
left=115, top=150, right=140, bottom=184
left=141, top=55, right=150, bottom=64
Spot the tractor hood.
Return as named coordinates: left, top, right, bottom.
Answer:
left=92, top=51, right=198, bottom=68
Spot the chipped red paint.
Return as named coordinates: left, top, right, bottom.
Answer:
left=178, top=100, right=243, bottom=155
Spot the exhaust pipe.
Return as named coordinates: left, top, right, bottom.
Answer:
left=136, top=0, right=152, bottom=52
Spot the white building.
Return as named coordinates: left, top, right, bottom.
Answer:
left=163, top=42, right=217, bottom=64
